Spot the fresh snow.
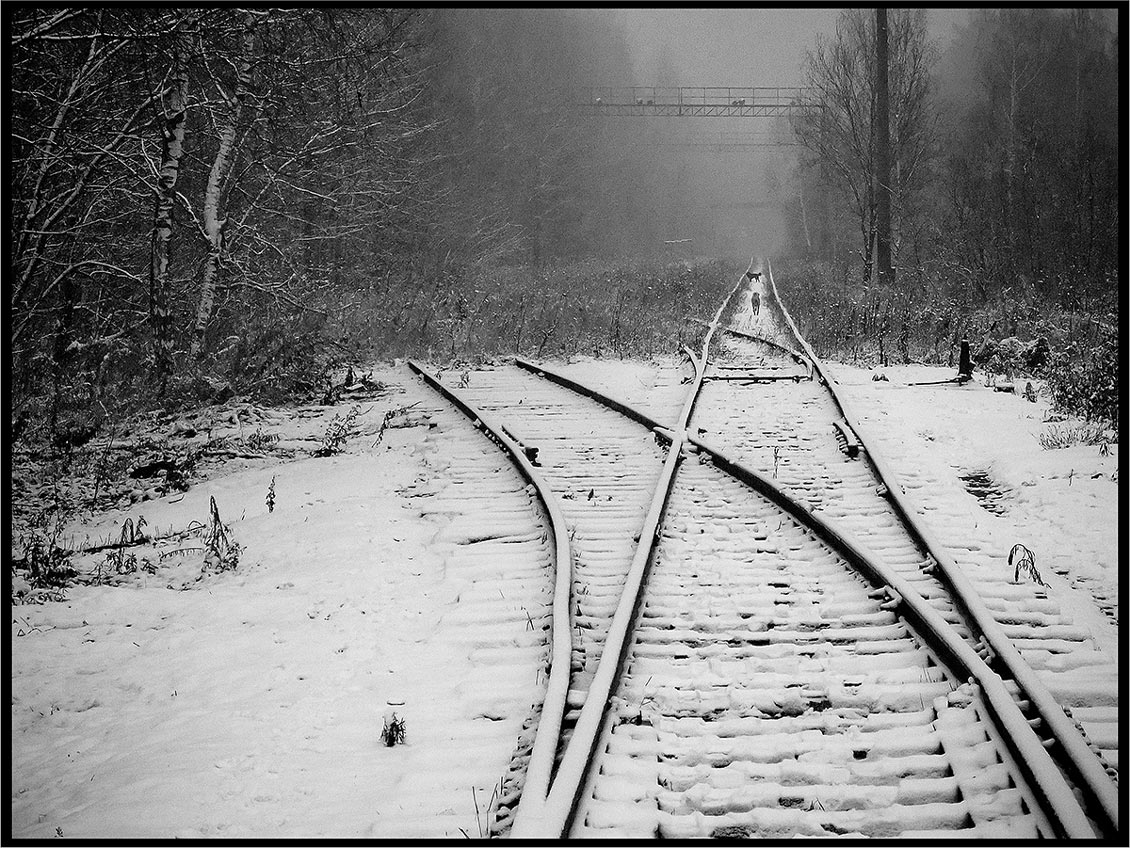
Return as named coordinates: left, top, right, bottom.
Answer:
left=11, top=381, right=551, bottom=839
left=826, top=363, right=1118, bottom=653
left=9, top=347, right=1119, bottom=838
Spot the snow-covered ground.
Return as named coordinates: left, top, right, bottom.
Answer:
left=827, top=363, right=1119, bottom=662
left=9, top=354, right=1119, bottom=838
left=10, top=379, right=551, bottom=839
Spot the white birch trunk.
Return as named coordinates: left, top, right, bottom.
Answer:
left=150, top=32, right=189, bottom=381
left=191, top=16, right=255, bottom=357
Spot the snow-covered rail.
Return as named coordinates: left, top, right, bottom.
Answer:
left=758, top=260, right=1119, bottom=836
left=405, top=361, right=573, bottom=833
left=501, top=361, right=1092, bottom=838
left=409, top=256, right=1115, bottom=839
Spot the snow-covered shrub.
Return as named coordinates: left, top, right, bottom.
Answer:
left=203, top=496, right=240, bottom=572
left=1038, top=422, right=1110, bottom=450
left=15, top=531, right=75, bottom=595
left=340, top=257, right=739, bottom=363
left=314, top=404, right=364, bottom=456
left=1008, top=543, right=1046, bottom=586
left=371, top=403, right=423, bottom=449
left=218, top=310, right=339, bottom=405
left=975, top=335, right=1051, bottom=381
left=12, top=480, right=77, bottom=599
left=772, top=259, right=1109, bottom=379
left=976, top=336, right=1024, bottom=380
left=245, top=427, right=280, bottom=452
left=1043, top=320, right=1119, bottom=433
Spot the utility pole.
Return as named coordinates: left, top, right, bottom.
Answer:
left=875, top=8, right=894, bottom=285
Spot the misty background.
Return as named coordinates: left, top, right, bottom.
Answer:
left=582, top=8, right=972, bottom=255
left=9, top=6, right=1120, bottom=441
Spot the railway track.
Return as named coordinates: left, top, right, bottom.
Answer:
left=408, top=259, right=1119, bottom=839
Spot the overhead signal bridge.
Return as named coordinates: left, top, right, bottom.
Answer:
left=577, top=86, right=819, bottom=118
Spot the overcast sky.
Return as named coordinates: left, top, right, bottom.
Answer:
left=603, top=8, right=971, bottom=85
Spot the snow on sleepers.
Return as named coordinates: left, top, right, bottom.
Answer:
left=569, top=447, right=1062, bottom=841
left=512, top=356, right=669, bottom=431
left=763, top=260, right=1120, bottom=836
left=673, top=440, right=1093, bottom=837
left=694, top=378, right=960, bottom=620
left=572, top=456, right=1059, bottom=838
left=535, top=441, right=687, bottom=838
left=394, top=394, right=559, bottom=836
left=629, top=620, right=912, bottom=650
left=501, top=286, right=1057, bottom=836
left=503, top=264, right=1084, bottom=836
left=515, top=265, right=755, bottom=838
left=406, top=361, right=572, bottom=835
left=508, top=355, right=1089, bottom=841
left=710, top=322, right=812, bottom=374
left=456, top=365, right=666, bottom=687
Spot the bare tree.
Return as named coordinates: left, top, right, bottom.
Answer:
left=940, top=8, right=1117, bottom=302
left=10, top=10, right=150, bottom=348
left=794, top=9, right=936, bottom=280
left=10, top=6, right=440, bottom=433
left=148, top=15, right=192, bottom=383
left=874, top=9, right=892, bottom=284
left=189, top=10, right=260, bottom=356
left=9, top=8, right=167, bottom=438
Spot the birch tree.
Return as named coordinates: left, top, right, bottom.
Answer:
left=148, top=17, right=192, bottom=383
left=190, top=9, right=260, bottom=357
left=186, top=8, right=436, bottom=355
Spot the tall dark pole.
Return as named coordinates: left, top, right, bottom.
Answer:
left=875, top=8, right=894, bottom=285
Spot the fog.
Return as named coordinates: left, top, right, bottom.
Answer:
left=601, top=8, right=970, bottom=81
left=554, top=8, right=972, bottom=259
left=10, top=5, right=1117, bottom=447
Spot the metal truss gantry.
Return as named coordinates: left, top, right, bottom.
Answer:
left=575, top=86, right=819, bottom=118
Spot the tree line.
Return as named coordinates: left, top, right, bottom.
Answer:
left=9, top=8, right=1120, bottom=447
left=11, top=9, right=435, bottom=433
left=785, top=7, right=1118, bottom=309
left=9, top=8, right=690, bottom=445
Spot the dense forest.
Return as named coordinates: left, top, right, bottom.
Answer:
left=777, top=8, right=1119, bottom=429
left=8, top=7, right=1121, bottom=450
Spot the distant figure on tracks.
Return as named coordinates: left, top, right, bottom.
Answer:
left=750, top=290, right=761, bottom=316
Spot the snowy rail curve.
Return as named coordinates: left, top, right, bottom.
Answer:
left=410, top=258, right=1118, bottom=840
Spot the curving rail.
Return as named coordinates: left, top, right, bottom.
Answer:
left=405, top=360, right=573, bottom=829
left=761, top=259, right=1119, bottom=836
left=508, top=357, right=1094, bottom=838
left=410, top=256, right=1117, bottom=840
left=508, top=260, right=754, bottom=836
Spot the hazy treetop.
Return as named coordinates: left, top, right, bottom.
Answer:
left=574, top=8, right=971, bottom=85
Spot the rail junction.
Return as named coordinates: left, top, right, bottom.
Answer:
left=407, top=259, right=1120, bottom=840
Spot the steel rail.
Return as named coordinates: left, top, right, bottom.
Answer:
left=507, top=261, right=754, bottom=836
left=689, top=316, right=812, bottom=376
left=690, top=434, right=1094, bottom=839
left=505, top=255, right=1094, bottom=837
left=762, top=259, right=1120, bottom=837
left=419, top=251, right=1112, bottom=837
left=405, top=360, right=573, bottom=832
left=714, top=324, right=813, bottom=378
left=513, top=355, right=1097, bottom=838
